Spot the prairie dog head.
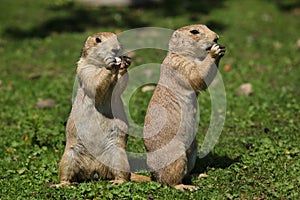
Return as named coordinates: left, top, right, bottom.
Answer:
left=80, top=32, right=121, bottom=66
left=169, top=25, right=219, bottom=60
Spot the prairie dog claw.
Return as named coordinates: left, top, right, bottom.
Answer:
left=115, top=57, right=122, bottom=65
left=210, top=43, right=226, bottom=58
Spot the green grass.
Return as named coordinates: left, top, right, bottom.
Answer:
left=1, top=0, right=299, bottom=199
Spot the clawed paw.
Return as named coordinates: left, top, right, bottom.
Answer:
left=210, top=43, right=226, bottom=58
left=49, top=181, right=75, bottom=188
left=105, top=56, right=131, bottom=71
left=119, top=55, right=131, bottom=69
left=174, top=184, right=200, bottom=192
left=104, top=57, right=119, bottom=70
left=109, top=179, right=126, bottom=185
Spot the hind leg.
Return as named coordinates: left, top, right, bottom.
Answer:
left=153, top=154, right=199, bottom=191
left=52, top=150, right=77, bottom=187
left=108, top=151, right=130, bottom=185
left=106, top=135, right=131, bottom=184
left=58, top=149, right=80, bottom=187
left=55, top=146, right=92, bottom=187
left=153, top=154, right=187, bottom=185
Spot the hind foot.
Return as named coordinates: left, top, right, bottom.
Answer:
left=174, top=184, right=199, bottom=192
left=109, top=179, right=127, bottom=185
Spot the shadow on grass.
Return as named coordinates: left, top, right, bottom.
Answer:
left=192, top=153, right=241, bottom=174
left=129, top=153, right=240, bottom=177
left=178, top=153, right=241, bottom=184
left=4, top=0, right=227, bottom=39
left=4, top=2, right=149, bottom=38
left=159, top=0, right=226, bottom=16
left=263, top=0, right=300, bottom=11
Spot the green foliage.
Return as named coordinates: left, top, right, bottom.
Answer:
left=0, top=0, right=299, bottom=199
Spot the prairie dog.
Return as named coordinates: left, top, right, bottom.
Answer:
left=143, top=25, right=225, bottom=191
left=57, top=32, right=131, bottom=187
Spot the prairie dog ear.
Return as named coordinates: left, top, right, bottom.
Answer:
left=169, top=31, right=183, bottom=47
left=173, top=30, right=187, bottom=41
left=172, top=31, right=180, bottom=39
left=81, top=46, right=88, bottom=58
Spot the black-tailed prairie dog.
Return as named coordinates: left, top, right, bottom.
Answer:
left=143, top=25, right=225, bottom=191
left=56, top=32, right=132, bottom=187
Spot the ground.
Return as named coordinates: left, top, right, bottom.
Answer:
left=0, top=0, right=299, bottom=199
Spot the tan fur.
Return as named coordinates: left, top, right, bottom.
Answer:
left=143, top=25, right=225, bottom=191
left=56, top=32, right=132, bottom=187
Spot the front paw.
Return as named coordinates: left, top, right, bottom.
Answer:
left=120, top=56, right=131, bottom=69
left=210, top=44, right=225, bottom=58
left=104, top=57, right=120, bottom=70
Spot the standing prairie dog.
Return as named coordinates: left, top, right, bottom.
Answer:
left=56, top=32, right=132, bottom=187
left=143, top=25, right=225, bottom=191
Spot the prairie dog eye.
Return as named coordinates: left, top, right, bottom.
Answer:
left=190, top=30, right=200, bottom=34
left=95, top=37, right=102, bottom=43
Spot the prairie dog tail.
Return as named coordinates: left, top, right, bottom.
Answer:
left=130, top=173, right=151, bottom=182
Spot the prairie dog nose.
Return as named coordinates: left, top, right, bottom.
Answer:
left=213, top=35, right=219, bottom=43
left=112, top=48, right=121, bottom=55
